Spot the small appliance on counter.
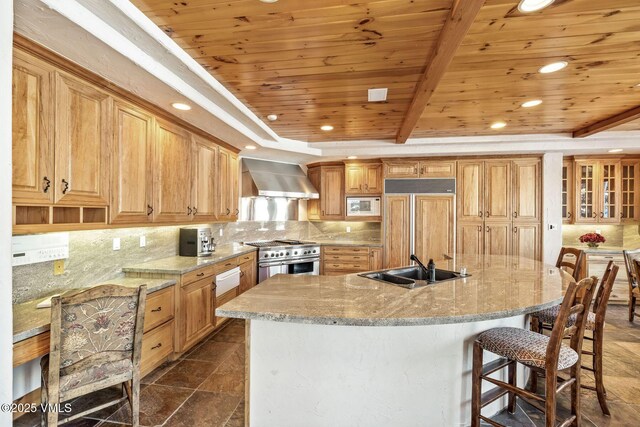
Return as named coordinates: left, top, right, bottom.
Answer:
left=179, top=227, right=215, bottom=257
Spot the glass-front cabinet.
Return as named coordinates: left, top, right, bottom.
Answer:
left=574, top=159, right=621, bottom=224
left=622, top=161, right=639, bottom=222
left=562, top=160, right=573, bottom=223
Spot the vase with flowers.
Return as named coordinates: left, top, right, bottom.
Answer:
left=579, top=232, right=606, bottom=248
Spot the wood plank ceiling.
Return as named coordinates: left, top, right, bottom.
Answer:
left=132, top=0, right=640, bottom=142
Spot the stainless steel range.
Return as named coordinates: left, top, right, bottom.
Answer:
left=244, top=240, right=320, bottom=283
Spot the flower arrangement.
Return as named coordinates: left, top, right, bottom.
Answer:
left=579, top=233, right=606, bottom=248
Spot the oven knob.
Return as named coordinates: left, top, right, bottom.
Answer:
left=264, top=254, right=269, bottom=258
left=276, top=253, right=280, bottom=257
left=304, top=250, right=309, bottom=255
left=270, top=254, right=275, bottom=257
left=286, top=252, right=290, bottom=256
left=312, top=249, right=317, bottom=253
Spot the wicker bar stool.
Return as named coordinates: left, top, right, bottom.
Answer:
left=556, top=247, right=585, bottom=281
left=531, top=261, right=618, bottom=415
left=471, top=277, right=597, bottom=427
left=623, top=249, right=640, bottom=322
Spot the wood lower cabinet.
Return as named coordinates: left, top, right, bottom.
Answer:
left=239, top=258, right=257, bottom=293
left=111, top=101, right=154, bottom=224
left=586, top=253, right=628, bottom=304
left=370, top=248, right=383, bottom=271
left=54, top=72, right=111, bottom=206
left=457, top=222, right=484, bottom=256
left=153, top=119, right=193, bottom=223
left=322, top=246, right=378, bottom=275
left=384, top=195, right=411, bottom=269
left=414, top=196, right=454, bottom=263
left=140, top=286, right=176, bottom=376
left=180, top=275, right=215, bottom=351
left=512, top=223, right=540, bottom=261
left=192, top=136, right=218, bottom=222
left=12, top=51, right=54, bottom=205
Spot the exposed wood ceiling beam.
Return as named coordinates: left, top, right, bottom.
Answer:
left=395, top=0, right=485, bottom=144
left=573, top=105, right=640, bottom=138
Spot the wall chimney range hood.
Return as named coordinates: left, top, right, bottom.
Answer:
left=241, top=158, right=319, bottom=199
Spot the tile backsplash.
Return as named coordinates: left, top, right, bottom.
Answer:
left=12, top=221, right=380, bottom=303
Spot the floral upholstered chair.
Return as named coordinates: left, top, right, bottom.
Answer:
left=40, top=285, right=146, bottom=426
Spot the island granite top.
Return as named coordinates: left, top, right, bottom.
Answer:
left=122, top=243, right=257, bottom=274
left=13, top=277, right=176, bottom=343
left=217, top=254, right=573, bottom=327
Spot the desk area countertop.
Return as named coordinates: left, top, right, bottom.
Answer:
left=217, top=254, right=573, bottom=327
left=122, top=243, right=257, bottom=275
left=13, top=277, right=176, bottom=344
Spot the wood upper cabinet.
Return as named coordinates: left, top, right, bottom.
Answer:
left=110, top=101, right=154, bottom=224
left=345, top=163, right=382, bottom=194
left=512, top=158, right=540, bottom=222
left=384, top=195, right=410, bottom=269
left=457, top=160, right=484, bottom=221
left=512, top=223, right=540, bottom=261
left=562, top=160, right=574, bottom=224
left=12, top=51, right=54, bottom=204
left=419, top=161, right=456, bottom=178
left=574, top=159, right=621, bottom=224
left=153, top=119, right=193, bottom=222
left=457, top=222, right=484, bottom=256
left=484, top=222, right=511, bottom=256
left=192, top=136, right=218, bottom=222
left=306, top=167, right=321, bottom=220
left=484, top=160, right=511, bottom=221
left=180, top=276, right=215, bottom=351
left=320, top=166, right=345, bottom=220
left=54, top=72, right=111, bottom=206
left=414, top=196, right=454, bottom=263
left=384, top=160, right=419, bottom=178
left=622, top=160, right=639, bottom=222
left=217, top=148, right=239, bottom=220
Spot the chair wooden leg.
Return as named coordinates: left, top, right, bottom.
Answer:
left=571, top=363, right=581, bottom=427
left=545, top=370, right=557, bottom=427
left=630, top=296, right=636, bottom=322
left=529, top=316, right=541, bottom=393
left=592, top=328, right=610, bottom=416
left=471, top=341, right=483, bottom=427
left=40, top=386, right=46, bottom=427
left=507, top=361, right=517, bottom=414
left=47, top=410, right=58, bottom=427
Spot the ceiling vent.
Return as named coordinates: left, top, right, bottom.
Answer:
left=368, top=88, right=388, bottom=102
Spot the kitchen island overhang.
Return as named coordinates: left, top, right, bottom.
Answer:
left=217, top=254, right=573, bottom=426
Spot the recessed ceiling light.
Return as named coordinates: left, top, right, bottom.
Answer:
left=347, top=156, right=358, bottom=159
left=245, top=145, right=257, bottom=150
left=608, top=149, right=623, bottom=153
left=538, top=61, right=568, bottom=74
left=521, top=99, right=543, bottom=108
left=490, top=121, right=507, bottom=130
left=518, top=0, right=555, bottom=13
left=266, top=114, right=278, bottom=121
left=171, top=102, right=191, bottom=111
left=635, top=83, right=640, bottom=87
left=259, top=0, right=278, bottom=3
left=320, top=125, right=334, bottom=131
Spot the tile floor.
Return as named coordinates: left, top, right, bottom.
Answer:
left=15, top=306, right=640, bottom=426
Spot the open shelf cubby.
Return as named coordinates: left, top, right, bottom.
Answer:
left=52, top=206, right=81, bottom=224
left=14, top=206, right=50, bottom=225
left=82, top=207, right=107, bottom=224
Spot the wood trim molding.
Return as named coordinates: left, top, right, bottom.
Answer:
left=395, top=1, right=485, bottom=144
left=13, top=33, right=240, bottom=154
left=573, top=105, right=640, bottom=138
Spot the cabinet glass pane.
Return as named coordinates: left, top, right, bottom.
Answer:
left=561, top=165, right=568, bottom=218
left=622, top=164, right=636, bottom=220
left=579, top=165, right=594, bottom=219
left=602, top=164, right=617, bottom=219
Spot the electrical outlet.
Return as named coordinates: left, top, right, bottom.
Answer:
left=595, top=229, right=601, bottom=234
left=53, top=259, right=65, bottom=275
left=113, top=237, right=121, bottom=251
left=548, top=223, right=558, bottom=230
left=139, top=235, right=146, bottom=247
left=346, top=226, right=351, bottom=233
left=219, top=228, right=224, bottom=237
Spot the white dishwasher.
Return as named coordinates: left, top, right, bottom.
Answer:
left=215, top=266, right=241, bottom=296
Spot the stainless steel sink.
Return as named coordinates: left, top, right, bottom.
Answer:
left=359, top=266, right=468, bottom=289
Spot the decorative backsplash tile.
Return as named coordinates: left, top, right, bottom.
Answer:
left=12, top=221, right=381, bottom=303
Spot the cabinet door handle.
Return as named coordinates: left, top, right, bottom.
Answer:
left=486, top=226, right=490, bottom=232
left=193, top=207, right=198, bottom=215
left=420, top=167, right=424, bottom=175
left=477, top=225, right=482, bottom=232
left=567, top=211, right=572, bottom=218
left=61, top=179, right=69, bottom=194
left=226, top=208, right=230, bottom=215
left=147, top=204, right=154, bottom=216
left=151, top=307, right=162, bottom=313
left=43, top=176, right=51, bottom=193
left=414, top=167, right=418, bottom=174
left=322, top=210, right=325, bottom=216
left=600, top=212, right=604, bottom=218
left=235, top=209, right=239, bottom=215
left=485, top=210, right=490, bottom=218
left=513, top=226, right=518, bottom=233
left=187, top=206, right=193, bottom=215
left=513, top=211, right=518, bottom=218
left=151, top=343, right=162, bottom=350
left=196, top=272, right=205, bottom=277
left=240, top=271, right=245, bottom=277
left=479, top=211, right=483, bottom=218
left=592, top=212, right=597, bottom=218
left=359, top=184, right=362, bottom=190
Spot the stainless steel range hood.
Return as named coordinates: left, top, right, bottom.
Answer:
left=241, top=158, right=319, bottom=199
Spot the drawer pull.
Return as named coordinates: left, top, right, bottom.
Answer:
left=196, top=272, right=205, bottom=277
left=151, top=343, right=162, bottom=350
left=333, top=264, right=340, bottom=267
left=151, top=307, right=162, bottom=313
left=225, top=262, right=232, bottom=267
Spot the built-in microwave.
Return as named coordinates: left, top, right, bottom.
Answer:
left=346, top=197, right=381, bottom=217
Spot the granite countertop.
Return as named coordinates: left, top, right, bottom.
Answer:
left=13, top=277, right=176, bottom=343
left=217, top=254, right=572, bottom=327
left=122, top=243, right=257, bottom=274
left=315, top=240, right=383, bottom=247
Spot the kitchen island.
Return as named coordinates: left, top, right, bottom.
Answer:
left=217, top=254, right=573, bottom=426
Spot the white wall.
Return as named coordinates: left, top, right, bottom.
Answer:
left=543, top=153, right=563, bottom=265
left=1, top=0, right=14, bottom=421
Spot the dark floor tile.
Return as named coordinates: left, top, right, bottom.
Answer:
left=215, top=347, right=245, bottom=375
left=199, top=371, right=244, bottom=396
left=141, top=359, right=181, bottom=385
left=106, top=384, right=193, bottom=427
left=155, top=359, right=219, bottom=389
left=224, top=400, right=244, bottom=427
left=210, top=323, right=245, bottom=344
left=164, top=391, right=241, bottom=427
left=482, top=404, right=536, bottom=427
left=183, top=340, right=239, bottom=365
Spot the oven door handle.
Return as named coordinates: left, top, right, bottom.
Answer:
left=259, top=261, right=285, bottom=267
left=283, top=257, right=320, bottom=265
